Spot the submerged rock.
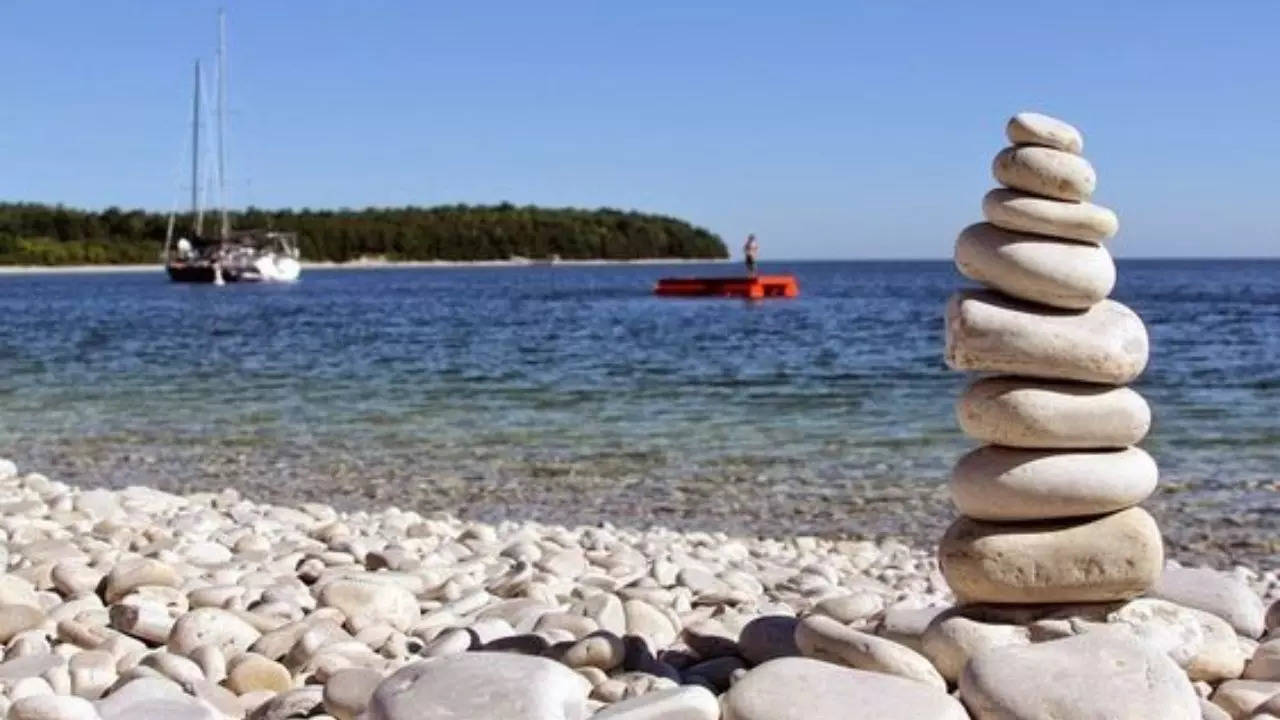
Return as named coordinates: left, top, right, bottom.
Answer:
left=794, top=615, right=945, bottom=690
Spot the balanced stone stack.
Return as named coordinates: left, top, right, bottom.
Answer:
left=939, top=111, right=1163, bottom=604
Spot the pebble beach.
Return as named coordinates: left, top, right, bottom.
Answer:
left=0, top=458, right=1275, bottom=720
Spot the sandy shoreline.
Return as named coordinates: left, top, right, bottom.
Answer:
left=0, top=257, right=731, bottom=275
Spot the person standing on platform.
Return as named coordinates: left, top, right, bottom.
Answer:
left=743, top=234, right=759, bottom=276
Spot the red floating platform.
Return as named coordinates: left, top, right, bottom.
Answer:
left=654, top=275, right=799, bottom=299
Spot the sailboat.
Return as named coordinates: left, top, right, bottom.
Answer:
left=163, top=11, right=301, bottom=284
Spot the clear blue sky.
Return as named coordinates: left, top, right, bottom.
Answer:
left=2, top=1, right=1276, bottom=258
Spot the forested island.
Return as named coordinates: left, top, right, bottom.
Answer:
left=0, top=203, right=728, bottom=264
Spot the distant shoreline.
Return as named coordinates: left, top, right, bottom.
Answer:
left=0, top=257, right=732, bottom=275
left=1, top=256, right=1273, bottom=275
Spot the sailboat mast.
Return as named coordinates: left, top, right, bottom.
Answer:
left=192, top=59, right=204, bottom=237
left=216, top=8, right=229, bottom=240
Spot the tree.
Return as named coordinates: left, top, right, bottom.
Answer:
left=0, top=202, right=729, bottom=265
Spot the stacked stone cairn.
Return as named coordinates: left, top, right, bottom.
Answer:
left=940, top=111, right=1164, bottom=605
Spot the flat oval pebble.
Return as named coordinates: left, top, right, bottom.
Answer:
left=957, top=376, right=1151, bottom=448
left=318, top=578, right=419, bottom=631
left=983, top=188, right=1117, bottom=243
left=226, top=652, right=292, bottom=694
left=1210, top=680, right=1280, bottom=718
left=1006, top=111, right=1084, bottom=154
left=794, top=614, right=946, bottom=690
left=1148, top=565, right=1267, bottom=638
left=622, top=600, right=676, bottom=650
left=939, top=507, right=1163, bottom=604
left=1106, top=598, right=1247, bottom=681
left=945, top=290, right=1149, bottom=384
left=950, top=445, right=1157, bottom=520
left=365, top=652, right=589, bottom=720
left=1246, top=639, right=1280, bottom=681
left=104, top=558, right=180, bottom=604
left=167, top=607, right=261, bottom=660
left=875, top=603, right=948, bottom=654
left=8, top=695, right=101, bottom=720
left=993, top=145, right=1096, bottom=201
left=95, top=677, right=218, bottom=720
left=323, top=667, right=383, bottom=720
left=920, top=611, right=1031, bottom=683
left=722, top=657, right=968, bottom=720
left=591, top=686, right=719, bottom=720
left=811, top=592, right=883, bottom=624
left=561, top=632, right=625, bottom=671
left=0, top=604, right=45, bottom=643
left=959, top=629, right=1199, bottom=719
left=954, top=222, right=1115, bottom=309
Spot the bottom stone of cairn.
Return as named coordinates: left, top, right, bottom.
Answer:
left=938, top=506, right=1163, bottom=604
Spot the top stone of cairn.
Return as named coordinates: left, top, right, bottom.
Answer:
left=1006, top=112, right=1083, bottom=155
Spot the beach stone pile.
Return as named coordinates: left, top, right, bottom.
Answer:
left=0, top=462, right=1275, bottom=715
left=942, top=111, right=1164, bottom=606
left=917, top=113, right=1280, bottom=719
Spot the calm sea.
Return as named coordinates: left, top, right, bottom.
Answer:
left=1, top=260, right=1277, bottom=554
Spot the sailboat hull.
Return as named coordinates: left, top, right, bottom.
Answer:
left=165, top=264, right=243, bottom=283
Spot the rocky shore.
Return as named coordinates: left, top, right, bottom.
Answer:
left=0, top=458, right=1275, bottom=719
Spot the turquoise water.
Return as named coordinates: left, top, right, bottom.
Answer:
left=1, top=260, right=1277, bottom=558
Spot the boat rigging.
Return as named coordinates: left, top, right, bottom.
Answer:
left=163, top=10, right=300, bottom=284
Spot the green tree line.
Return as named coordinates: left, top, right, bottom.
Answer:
left=0, top=202, right=728, bottom=264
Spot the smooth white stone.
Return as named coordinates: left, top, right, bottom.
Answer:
left=957, top=376, right=1151, bottom=449
left=7, top=695, right=101, bottom=720
left=592, top=686, right=719, bottom=720
left=950, top=445, right=1158, bottom=521
left=920, top=611, right=1031, bottom=684
left=993, top=145, right=1096, bottom=201
left=1106, top=599, right=1247, bottom=682
left=322, top=667, right=383, bottom=720
left=939, top=507, right=1163, bottom=604
left=723, top=657, right=968, bottom=720
left=94, top=677, right=217, bottom=720
left=1006, top=112, right=1084, bottom=154
left=960, top=630, right=1198, bottom=719
left=945, top=290, right=1149, bottom=384
left=103, top=559, right=179, bottom=604
left=317, top=578, right=420, bottom=632
left=983, top=189, right=1117, bottom=243
left=1208, top=679, right=1280, bottom=719
left=166, top=608, right=261, bottom=660
left=365, top=653, right=590, bottom=720
left=1246, top=640, right=1280, bottom=681
left=954, top=222, right=1115, bottom=309
left=1148, top=566, right=1267, bottom=638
